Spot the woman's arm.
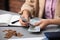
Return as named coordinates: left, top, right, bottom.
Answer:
left=34, top=19, right=60, bottom=29
left=49, top=19, right=60, bottom=25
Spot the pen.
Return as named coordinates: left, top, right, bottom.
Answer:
left=11, top=15, right=27, bottom=24
left=12, top=20, right=19, bottom=24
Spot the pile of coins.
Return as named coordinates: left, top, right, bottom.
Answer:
left=3, top=29, right=23, bottom=39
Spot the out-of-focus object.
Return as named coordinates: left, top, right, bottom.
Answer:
left=3, top=29, right=23, bottom=39
left=44, top=32, right=60, bottom=40
left=28, top=18, right=41, bottom=32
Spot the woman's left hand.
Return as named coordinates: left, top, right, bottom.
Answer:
left=34, top=19, right=51, bottom=29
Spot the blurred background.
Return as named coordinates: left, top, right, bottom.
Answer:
left=0, top=0, right=25, bottom=13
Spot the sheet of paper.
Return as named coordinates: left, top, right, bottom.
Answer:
left=0, top=14, right=12, bottom=26
left=9, top=15, right=21, bottom=26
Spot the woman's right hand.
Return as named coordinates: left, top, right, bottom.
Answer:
left=19, top=18, right=29, bottom=27
left=19, top=9, right=30, bottom=27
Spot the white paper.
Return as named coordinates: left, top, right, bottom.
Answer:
left=0, top=14, right=12, bottom=26
left=9, top=15, right=21, bottom=26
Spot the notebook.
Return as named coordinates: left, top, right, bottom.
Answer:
left=0, top=14, right=20, bottom=26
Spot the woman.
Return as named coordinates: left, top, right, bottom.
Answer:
left=19, top=0, right=60, bottom=29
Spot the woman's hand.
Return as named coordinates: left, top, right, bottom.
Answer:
left=19, top=10, right=30, bottom=27
left=34, top=19, right=52, bottom=29
left=19, top=18, right=28, bottom=27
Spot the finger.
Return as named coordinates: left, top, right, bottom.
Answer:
left=39, top=23, right=46, bottom=29
left=22, top=24, right=27, bottom=26
left=19, top=20, right=27, bottom=26
left=19, top=19, right=27, bottom=25
left=34, top=21, right=42, bottom=26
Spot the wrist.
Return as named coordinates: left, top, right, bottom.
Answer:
left=47, top=19, right=54, bottom=24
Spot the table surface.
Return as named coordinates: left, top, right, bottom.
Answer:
left=0, top=10, right=60, bottom=40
